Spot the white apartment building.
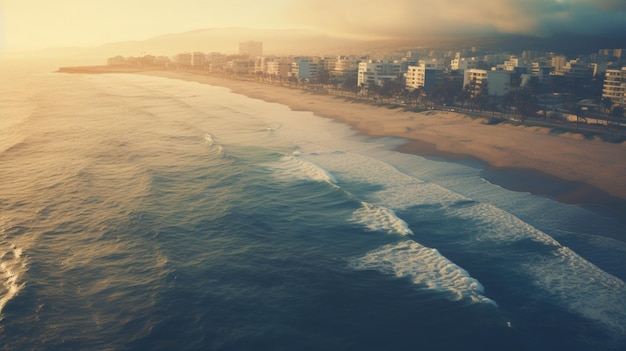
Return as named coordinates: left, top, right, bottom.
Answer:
left=603, top=67, right=626, bottom=107
left=463, top=69, right=511, bottom=97
left=451, top=57, right=478, bottom=71
left=405, top=63, right=444, bottom=91
left=357, top=60, right=402, bottom=87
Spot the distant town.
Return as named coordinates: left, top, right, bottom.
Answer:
left=103, top=41, right=626, bottom=138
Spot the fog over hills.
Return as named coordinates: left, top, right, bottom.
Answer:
left=18, top=27, right=626, bottom=62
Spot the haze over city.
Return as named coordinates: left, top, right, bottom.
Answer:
left=2, top=0, right=626, bottom=54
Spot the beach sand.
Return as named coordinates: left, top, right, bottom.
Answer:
left=71, top=68, right=626, bottom=204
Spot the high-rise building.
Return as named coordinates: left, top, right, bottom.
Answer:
left=239, top=41, right=263, bottom=58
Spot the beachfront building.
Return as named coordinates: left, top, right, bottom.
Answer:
left=463, top=69, right=511, bottom=97
left=603, top=67, right=626, bottom=108
left=357, top=60, right=403, bottom=87
left=173, top=53, right=192, bottom=67
left=405, top=63, right=444, bottom=91
left=239, top=41, right=263, bottom=58
left=332, top=56, right=360, bottom=80
left=262, top=57, right=292, bottom=78
left=192, top=52, right=207, bottom=68
left=226, top=59, right=254, bottom=75
left=291, top=57, right=319, bottom=81
left=107, top=55, right=127, bottom=66
left=205, top=52, right=228, bottom=72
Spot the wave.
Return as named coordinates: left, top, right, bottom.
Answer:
left=449, top=201, right=626, bottom=335
left=0, top=219, right=27, bottom=320
left=303, top=148, right=626, bottom=334
left=268, top=155, right=337, bottom=185
left=524, top=246, right=626, bottom=335
left=350, top=240, right=496, bottom=305
left=203, top=133, right=216, bottom=146
left=350, top=202, right=413, bottom=236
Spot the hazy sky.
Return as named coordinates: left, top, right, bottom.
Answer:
left=2, top=0, right=626, bottom=53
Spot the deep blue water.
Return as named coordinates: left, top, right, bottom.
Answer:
left=1, top=65, right=625, bottom=350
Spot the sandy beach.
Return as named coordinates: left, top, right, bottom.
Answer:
left=63, top=67, right=626, bottom=203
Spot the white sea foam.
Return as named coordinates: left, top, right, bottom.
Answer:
left=269, top=155, right=337, bottom=185
left=302, top=151, right=466, bottom=208
left=203, top=133, right=216, bottom=146
left=351, top=202, right=413, bottom=236
left=350, top=240, right=496, bottom=305
left=450, top=202, right=562, bottom=246
left=524, top=246, right=626, bottom=335
left=449, top=201, right=626, bottom=335
left=0, top=220, right=27, bottom=319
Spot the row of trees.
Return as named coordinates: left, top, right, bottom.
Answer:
left=233, top=65, right=624, bottom=131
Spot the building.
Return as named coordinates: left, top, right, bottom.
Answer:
left=291, top=57, right=319, bottom=80
left=451, top=57, right=478, bottom=71
left=603, top=67, right=626, bottom=107
left=227, top=59, right=254, bottom=75
left=531, top=62, right=554, bottom=83
left=463, top=69, right=511, bottom=97
left=561, top=59, right=593, bottom=81
left=551, top=55, right=567, bottom=74
left=405, top=63, right=444, bottom=91
left=332, top=56, right=360, bottom=80
left=192, top=52, right=207, bottom=68
left=206, top=52, right=227, bottom=72
left=357, top=60, right=402, bottom=87
left=173, top=53, right=192, bottom=67
left=265, top=57, right=292, bottom=78
left=239, top=41, right=263, bottom=58
left=499, top=56, right=520, bottom=71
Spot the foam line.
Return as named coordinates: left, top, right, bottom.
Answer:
left=524, top=246, right=626, bottom=335
left=350, top=241, right=496, bottom=305
left=269, top=155, right=337, bottom=185
left=351, top=202, right=413, bottom=236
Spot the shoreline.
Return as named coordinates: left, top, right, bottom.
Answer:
left=62, top=68, right=626, bottom=207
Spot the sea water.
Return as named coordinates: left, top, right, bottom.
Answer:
left=1, top=63, right=625, bottom=350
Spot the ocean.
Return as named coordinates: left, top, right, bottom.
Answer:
left=1, top=63, right=625, bottom=350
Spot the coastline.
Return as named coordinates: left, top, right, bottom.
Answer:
left=63, top=68, right=626, bottom=206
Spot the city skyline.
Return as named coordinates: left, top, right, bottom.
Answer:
left=2, top=0, right=626, bottom=54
